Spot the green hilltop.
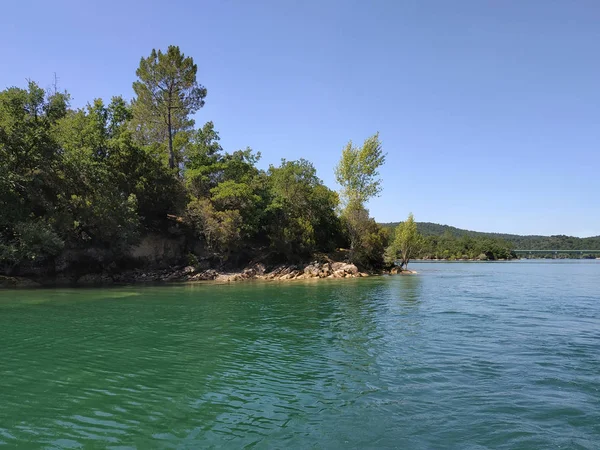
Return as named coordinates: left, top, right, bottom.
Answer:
left=380, top=222, right=600, bottom=251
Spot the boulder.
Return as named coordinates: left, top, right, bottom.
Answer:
left=319, top=263, right=332, bottom=277
left=334, top=263, right=358, bottom=275
left=242, top=268, right=256, bottom=279
left=190, top=269, right=219, bottom=281
left=331, top=262, right=345, bottom=271
left=329, top=262, right=359, bottom=275
left=251, top=263, right=266, bottom=275
left=303, top=263, right=321, bottom=277
left=216, top=273, right=241, bottom=282
left=344, top=264, right=359, bottom=275
left=182, top=265, right=196, bottom=275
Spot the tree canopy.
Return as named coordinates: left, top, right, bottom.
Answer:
left=132, top=45, right=207, bottom=170
left=386, top=213, right=422, bottom=269
left=335, top=132, right=386, bottom=206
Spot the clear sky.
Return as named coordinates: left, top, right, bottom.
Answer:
left=2, top=0, right=599, bottom=237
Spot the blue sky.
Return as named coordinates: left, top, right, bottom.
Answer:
left=2, top=0, right=599, bottom=237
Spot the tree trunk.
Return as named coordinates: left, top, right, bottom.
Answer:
left=167, top=108, right=174, bottom=169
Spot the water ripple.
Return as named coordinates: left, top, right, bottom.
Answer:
left=0, top=262, right=599, bottom=448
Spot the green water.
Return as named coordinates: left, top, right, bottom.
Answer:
left=1, top=261, right=599, bottom=448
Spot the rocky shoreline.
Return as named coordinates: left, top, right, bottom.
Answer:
left=1, top=261, right=417, bottom=288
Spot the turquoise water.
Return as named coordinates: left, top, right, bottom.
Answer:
left=1, top=261, right=599, bottom=448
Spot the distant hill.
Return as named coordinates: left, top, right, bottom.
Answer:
left=379, top=222, right=600, bottom=251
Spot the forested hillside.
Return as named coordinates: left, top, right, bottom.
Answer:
left=381, top=222, right=600, bottom=251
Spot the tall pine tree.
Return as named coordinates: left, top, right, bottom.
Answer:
left=132, top=45, right=207, bottom=171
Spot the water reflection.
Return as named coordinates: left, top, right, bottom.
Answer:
left=395, top=274, right=423, bottom=304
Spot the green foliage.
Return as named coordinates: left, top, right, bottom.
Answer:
left=386, top=213, right=422, bottom=269
left=0, top=47, right=386, bottom=277
left=416, top=233, right=515, bottom=261
left=183, top=121, right=223, bottom=196
left=266, top=159, right=342, bottom=259
left=335, top=133, right=386, bottom=206
left=185, top=198, right=242, bottom=258
left=380, top=221, right=600, bottom=253
left=341, top=201, right=386, bottom=268
left=54, top=99, right=142, bottom=249
left=184, top=128, right=266, bottom=245
left=132, top=45, right=207, bottom=170
left=0, top=220, right=64, bottom=272
left=335, top=133, right=387, bottom=267
left=0, top=82, right=69, bottom=271
left=0, top=80, right=182, bottom=274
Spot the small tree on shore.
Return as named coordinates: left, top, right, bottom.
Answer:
left=335, top=133, right=386, bottom=267
left=387, top=213, right=422, bottom=270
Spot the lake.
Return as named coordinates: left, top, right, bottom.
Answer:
left=1, top=261, right=599, bottom=448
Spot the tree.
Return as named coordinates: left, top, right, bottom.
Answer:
left=186, top=198, right=242, bottom=259
left=341, top=201, right=386, bottom=268
left=0, top=82, right=69, bottom=272
left=183, top=121, right=223, bottom=196
left=335, top=133, right=386, bottom=266
left=266, top=159, right=341, bottom=258
left=387, top=213, right=422, bottom=270
left=54, top=98, right=142, bottom=252
left=335, top=132, right=386, bottom=206
left=132, top=45, right=207, bottom=170
left=184, top=128, right=266, bottom=243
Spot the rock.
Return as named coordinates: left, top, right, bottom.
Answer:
left=242, top=268, right=256, bottom=279
left=331, top=262, right=358, bottom=275
left=331, top=262, right=345, bottom=271
left=216, top=273, right=241, bottom=282
left=183, top=265, right=196, bottom=275
left=303, top=263, right=321, bottom=277
left=189, top=269, right=218, bottom=281
left=345, top=264, right=359, bottom=275
left=319, top=263, right=332, bottom=277
left=0, top=275, right=41, bottom=288
left=279, top=270, right=302, bottom=280
left=251, top=263, right=266, bottom=275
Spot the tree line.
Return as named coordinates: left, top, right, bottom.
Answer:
left=381, top=222, right=517, bottom=261
left=381, top=221, right=600, bottom=258
left=2, top=45, right=414, bottom=277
